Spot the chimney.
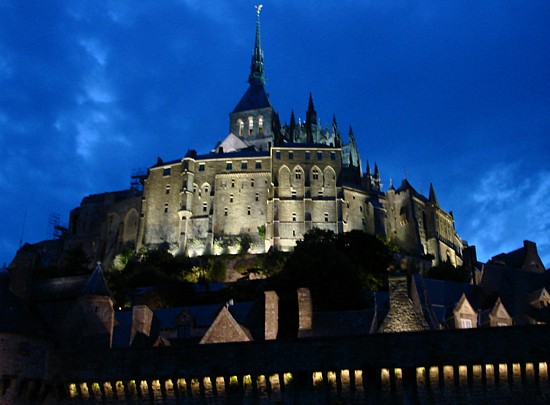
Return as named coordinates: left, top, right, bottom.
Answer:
left=130, top=305, right=153, bottom=346
left=297, top=288, right=312, bottom=337
left=264, top=291, right=279, bottom=340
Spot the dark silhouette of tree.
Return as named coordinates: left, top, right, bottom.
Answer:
left=426, top=261, right=470, bottom=283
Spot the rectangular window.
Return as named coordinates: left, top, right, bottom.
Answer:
left=276, top=151, right=281, bottom=160
left=292, top=190, right=297, bottom=199
left=292, top=213, right=297, bottom=222
left=289, top=151, right=294, bottom=159
left=330, top=151, right=336, bottom=161
left=203, top=202, right=208, bottom=212
left=324, top=212, right=329, bottom=222
left=247, top=206, right=251, bottom=215
left=164, top=204, right=169, bottom=214
left=199, top=163, right=205, bottom=172
left=230, top=194, right=234, bottom=203
left=226, top=162, right=233, bottom=170
left=231, top=179, right=235, bottom=188
left=460, top=318, right=473, bottom=329
left=251, top=178, right=255, bottom=187
left=241, top=161, right=248, bottom=170
left=165, top=185, right=170, bottom=194
left=255, top=192, right=259, bottom=202
left=224, top=208, right=228, bottom=217
left=163, top=168, right=171, bottom=176
left=317, top=151, right=323, bottom=160
left=255, top=161, right=262, bottom=169
left=305, top=151, right=310, bottom=160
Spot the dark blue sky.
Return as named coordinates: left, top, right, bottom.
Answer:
left=1, top=1, right=549, bottom=267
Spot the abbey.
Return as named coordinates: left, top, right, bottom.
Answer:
left=136, top=9, right=464, bottom=265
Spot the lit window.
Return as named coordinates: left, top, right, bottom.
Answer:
left=199, top=163, right=205, bottom=172
left=258, top=116, right=263, bottom=135
left=241, top=161, right=248, bottom=170
left=460, top=318, right=473, bottom=329
left=226, top=162, right=233, bottom=170
left=238, top=119, right=244, bottom=136
left=248, top=116, right=254, bottom=135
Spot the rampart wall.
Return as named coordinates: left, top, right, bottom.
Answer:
left=34, top=324, right=550, bottom=403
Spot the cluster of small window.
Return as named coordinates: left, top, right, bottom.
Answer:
left=225, top=161, right=262, bottom=171
left=237, top=116, right=264, bottom=136
left=274, top=150, right=337, bottom=161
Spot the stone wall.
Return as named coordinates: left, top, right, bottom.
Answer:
left=40, top=324, right=550, bottom=403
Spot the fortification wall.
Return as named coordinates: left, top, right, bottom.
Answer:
left=39, top=325, right=550, bottom=403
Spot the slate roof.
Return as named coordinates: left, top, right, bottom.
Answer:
left=480, top=262, right=550, bottom=325
left=33, top=265, right=111, bottom=301
left=232, top=83, right=272, bottom=113
left=310, top=309, right=377, bottom=337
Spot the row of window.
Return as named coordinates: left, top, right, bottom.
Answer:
left=223, top=161, right=263, bottom=171
left=275, top=150, right=336, bottom=161
left=237, top=116, right=264, bottom=136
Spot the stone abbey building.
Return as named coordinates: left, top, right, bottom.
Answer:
left=62, top=8, right=463, bottom=267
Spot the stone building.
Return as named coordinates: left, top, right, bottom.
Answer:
left=135, top=8, right=463, bottom=266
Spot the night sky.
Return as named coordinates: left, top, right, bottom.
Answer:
left=1, top=1, right=549, bottom=267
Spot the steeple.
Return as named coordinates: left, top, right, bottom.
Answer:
left=249, top=4, right=266, bottom=86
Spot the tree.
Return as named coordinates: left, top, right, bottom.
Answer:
left=426, top=261, right=470, bottom=283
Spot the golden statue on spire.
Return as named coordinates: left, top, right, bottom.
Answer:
left=255, top=4, right=263, bottom=16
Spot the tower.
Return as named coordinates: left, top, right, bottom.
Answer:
left=229, top=5, right=277, bottom=151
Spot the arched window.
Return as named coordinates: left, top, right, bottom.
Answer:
left=237, top=119, right=244, bottom=136
left=258, top=116, right=264, bottom=135
left=248, top=116, right=254, bottom=135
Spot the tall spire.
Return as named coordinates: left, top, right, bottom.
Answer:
left=249, top=5, right=266, bottom=86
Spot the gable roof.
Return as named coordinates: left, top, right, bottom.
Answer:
left=199, top=306, right=253, bottom=344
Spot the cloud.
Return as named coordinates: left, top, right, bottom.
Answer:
left=463, top=164, right=550, bottom=267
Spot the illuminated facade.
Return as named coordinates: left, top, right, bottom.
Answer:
left=136, top=9, right=463, bottom=265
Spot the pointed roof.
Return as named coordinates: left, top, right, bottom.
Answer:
left=429, top=182, right=439, bottom=206
left=213, top=133, right=250, bottom=153
left=200, top=306, right=253, bottom=344
left=82, top=263, right=111, bottom=297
